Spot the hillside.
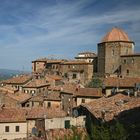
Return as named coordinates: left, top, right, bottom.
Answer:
left=0, top=69, right=28, bottom=80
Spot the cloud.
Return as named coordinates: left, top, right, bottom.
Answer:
left=0, top=0, right=140, bottom=70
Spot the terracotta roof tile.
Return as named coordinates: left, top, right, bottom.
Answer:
left=62, top=60, right=91, bottom=65
left=0, top=107, right=67, bottom=122
left=23, top=78, right=50, bottom=88
left=103, top=77, right=140, bottom=87
left=47, top=93, right=61, bottom=101
left=0, top=107, right=27, bottom=122
left=29, top=95, right=44, bottom=102
left=82, top=93, right=140, bottom=121
left=6, top=92, right=31, bottom=103
left=48, top=85, right=62, bottom=91
left=61, top=83, right=77, bottom=94
left=26, top=107, right=66, bottom=119
left=101, top=27, right=132, bottom=43
left=74, top=88, right=102, bottom=97
left=0, top=85, right=18, bottom=93
left=47, top=75, right=62, bottom=81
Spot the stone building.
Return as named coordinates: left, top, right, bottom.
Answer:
left=32, top=58, right=64, bottom=75
left=75, top=51, right=97, bottom=63
left=97, top=27, right=135, bottom=75
left=60, top=60, right=93, bottom=84
left=32, top=58, right=93, bottom=84
left=121, top=53, right=140, bottom=77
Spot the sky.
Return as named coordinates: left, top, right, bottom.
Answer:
left=0, top=0, right=140, bottom=71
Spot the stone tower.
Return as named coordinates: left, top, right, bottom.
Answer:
left=97, top=27, right=135, bottom=75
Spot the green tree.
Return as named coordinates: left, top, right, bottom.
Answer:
left=86, top=78, right=102, bottom=88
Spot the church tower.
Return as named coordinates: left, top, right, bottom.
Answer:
left=97, top=27, right=135, bottom=75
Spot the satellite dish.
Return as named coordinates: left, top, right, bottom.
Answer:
left=73, top=109, right=79, bottom=117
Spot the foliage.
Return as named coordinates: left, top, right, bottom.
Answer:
left=86, top=78, right=103, bottom=88
left=90, top=121, right=128, bottom=140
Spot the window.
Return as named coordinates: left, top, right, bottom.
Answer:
left=132, top=59, right=134, bottom=64
left=112, top=49, right=115, bottom=56
left=48, top=102, right=51, bottom=108
left=73, top=74, right=77, bottom=79
left=5, top=126, right=9, bottom=132
left=123, top=59, right=126, bottom=64
left=15, top=126, right=20, bottom=132
left=126, top=49, right=128, bottom=54
left=127, top=69, right=129, bottom=75
left=82, top=99, right=85, bottom=103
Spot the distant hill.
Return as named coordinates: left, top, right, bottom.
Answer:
left=0, top=69, right=29, bottom=80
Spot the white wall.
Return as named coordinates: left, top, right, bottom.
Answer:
left=0, top=122, right=27, bottom=140
left=45, top=116, right=86, bottom=130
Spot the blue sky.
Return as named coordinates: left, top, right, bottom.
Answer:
left=0, top=0, right=140, bottom=71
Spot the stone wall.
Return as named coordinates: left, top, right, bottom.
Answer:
left=97, top=41, right=134, bottom=75
left=121, top=55, right=140, bottom=77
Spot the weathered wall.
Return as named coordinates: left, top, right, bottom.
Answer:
left=121, top=56, right=140, bottom=77
left=97, top=41, right=134, bottom=75
left=0, top=122, right=27, bottom=140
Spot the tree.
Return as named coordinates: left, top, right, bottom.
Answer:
left=86, top=78, right=102, bottom=88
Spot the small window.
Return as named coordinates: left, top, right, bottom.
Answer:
left=123, top=59, right=126, bottom=64
left=126, top=49, right=128, bottom=54
left=73, top=74, right=77, bottom=79
left=82, top=99, right=85, bottom=103
left=132, top=59, right=134, bottom=64
left=48, top=102, right=51, bottom=108
left=127, top=69, right=129, bottom=75
left=15, top=126, right=20, bottom=132
left=112, top=49, right=115, bottom=56
left=5, top=126, right=9, bottom=132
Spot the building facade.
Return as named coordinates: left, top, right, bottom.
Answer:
left=97, top=27, right=135, bottom=75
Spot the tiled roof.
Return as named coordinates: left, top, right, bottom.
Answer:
left=103, top=77, right=140, bottom=87
left=47, top=59, right=65, bottom=64
left=47, top=75, right=62, bottom=81
left=0, top=107, right=67, bottom=122
left=61, top=60, right=91, bottom=65
left=101, top=27, right=132, bottom=43
left=48, top=85, right=62, bottom=91
left=32, top=58, right=66, bottom=63
left=74, top=88, right=102, bottom=97
left=0, top=85, right=18, bottom=93
left=26, top=107, right=66, bottom=119
left=2, top=74, right=32, bottom=84
left=32, top=57, right=48, bottom=62
left=82, top=93, right=140, bottom=121
left=29, top=95, right=44, bottom=102
left=47, top=93, right=61, bottom=101
left=6, top=92, right=31, bottom=103
left=61, top=83, right=78, bottom=94
left=0, top=107, right=27, bottom=122
left=23, top=78, right=50, bottom=88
